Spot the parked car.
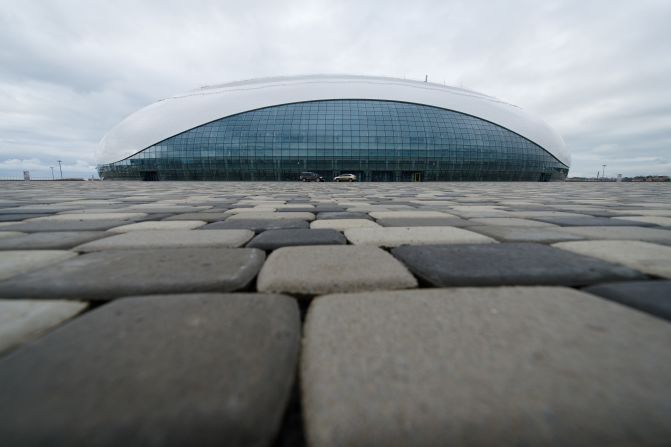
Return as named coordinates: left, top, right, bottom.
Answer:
left=300, top=172, right=324, bottom=182
left=334, top=173, right=357, bottom=182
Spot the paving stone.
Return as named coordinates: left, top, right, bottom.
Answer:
left=247, top=229, right=346, bottom=250
left=107, top=220, right=207, bottom=232
left=310, top=219, right=381, bottom=231
left=0, top=293, right=299, bottom=446
left=0, top=248, right=265, bottom=300
left=375, top=217, right=471, bottom=227
left=227, top=211, right=315, bottom=221
left=467, top=225, right=586, bottom=243
left=302, top=287, right=671, bottom=447
left=531, top=216, right=657, bottom=226
left=554, top=240, right=671, bottom=278
left=0, top=300, right=87, bottom=355
left=368, top=210, right=455, bottom=219
left=0, top=219, right=134, bottom=232
left=316, top=212, right=372, bottom=220
left=75, top=230, right=254, bottom=251
left=0, top=214, right=51, bottom=222
left=582, top=280, right=671, bottom=321
left=162, top=212, right=232, bottom=222
left=0, top=250, right=78, bottom=281
left=257, top=245, right=417, bottom=295
left=392, top=242, right=645, bottom=286
left=0, top=231, right=24, bottom=239
left=27, top=212, right=148, bottom=222
left=345, top=226, right=497, bottom=247
left=468, top=217, right=559, bottom=227
left=0, top=232, right=110, bottom=250
left=612, top=216, right=671, bottom=226
left=203, top=219, right=309, bottom=232
left=555, top=226, right=671, bottom=243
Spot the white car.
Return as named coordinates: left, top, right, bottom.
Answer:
left=334, top=173, right=357, bottom=182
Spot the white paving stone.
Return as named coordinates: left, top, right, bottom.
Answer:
left=369, top=210, right=456, bottom=219
left=107, top=220, right=207, bottom=233
left=310, top=219, right=381, bottom=231
left=257, top=245, right=417, bottom=295
left=0, top=251, right=78, bottom=281
left=468, top=217, right=559, bottom=227
left=0, top=300, right=87, bottom=354
left=344, top=226, right=497, bottom=247
left=75, top=230, right=254, bottom=251
left=554, top=240, right=671, bottom=278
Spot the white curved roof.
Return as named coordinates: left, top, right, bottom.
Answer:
left=97, top=74, right=570, bottom=166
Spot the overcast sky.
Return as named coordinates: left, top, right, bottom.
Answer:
left=1, top=0, right=670, bottom=179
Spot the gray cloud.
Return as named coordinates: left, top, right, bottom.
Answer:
left=1, top=0, right=669, bottom=178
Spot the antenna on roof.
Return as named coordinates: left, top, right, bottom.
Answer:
left=425, top=74, right=428, bottom=83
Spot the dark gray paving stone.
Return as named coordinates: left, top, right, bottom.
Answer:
left=0, top=248, right=265, bottom=300
left=376, top=217, right=470, bottom=227
left=392, top=242, right=645, bottom=287
left=247, top=229, right=346, bottom=250
left=0, top=293, right=300, bottom=447
left=582, top=280, right=671, bottom=321
left=203, top=219, right=309, bottom=233
left=0, top=232, right=111, bottom=250
left=316, top=212, right=372, bottom=220
left=312, top=206, right=346, bottom=213
left=0, top=214, right=51, bottom=222
left=531, top=216, right=657, bottom=226
left=0, top=220, right=131, bottom=232
left=0, top=207, right=80, bottom=214
left=302, top=287, right=671, bottom=446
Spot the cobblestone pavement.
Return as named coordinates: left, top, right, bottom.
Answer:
left=1, top=181, right=670, bottom=446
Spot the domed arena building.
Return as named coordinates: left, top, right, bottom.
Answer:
left=97, top=75, right=570, bottom=181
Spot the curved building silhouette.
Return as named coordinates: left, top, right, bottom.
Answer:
left=97, top=75, right=570, bottom=181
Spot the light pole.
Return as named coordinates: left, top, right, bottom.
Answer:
left=602, top=164, right=607, bottom=180
left=50, top=167, right=55, bottom=180
left=57, top=160, right=63, bottom=179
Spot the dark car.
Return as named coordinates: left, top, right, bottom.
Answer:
left=300, top=172, right=325, bottom=182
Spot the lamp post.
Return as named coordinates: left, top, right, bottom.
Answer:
left=50, top=167, right=55, bottom=180
left=57, top=160, right=63, bottom=179
left=602, top=164, right=607, bottom=180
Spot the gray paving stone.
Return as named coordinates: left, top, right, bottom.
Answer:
left=532, top=216, right=658, bottom=226
left=227, top=211, right=315, bottom=221
left=203, top=218, right=309, bottom=232
left=27, top=212, right=148, bottom=222
left=0, top=300, right=87, bottom=355
left=375, top=217, right=471, bottom=227
left=0, top=232, right=110, bottom=250
left=0, top=231, right=24, bottom=239
left=107, top=220, right=207, bottom=232
left=0, top=250, right=78, bottom=281
left=0, top=248, right=265, bottom=300
left=468, top=217, right=558, bottom=227
left=75, top=230, right=254, bottom=251
left=0, top=214, right=51, bottom=222
left=369, top=210, right=456, bottom=219
left=316, top=212, right=372, bottom=220
left=0, top=293, right=299, bottom=447
left=345, top=226, right=497, bottom=247
left=582, top=280, right=671, bottom=321
left=0, top=219, right=134, bottom=232
left=302, top=287, right=671, bottom=447
left=257, top=245, right=417, bottom=295
left=613, top=216, right=671, bottom=226
left=467, top=225, right=586, bottom=243
left=247, top=229, right=346, bottom=250
left=554, top=240, right=671, bottom=278
left=392, top=242, right=645, bottom=286
left=555, top=226, right=671, bottom=243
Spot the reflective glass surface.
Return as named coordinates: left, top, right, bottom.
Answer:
left=98, top=100, right=569, bottom=181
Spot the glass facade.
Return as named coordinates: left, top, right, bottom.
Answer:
left=98, top=100, right=568, bottom=181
